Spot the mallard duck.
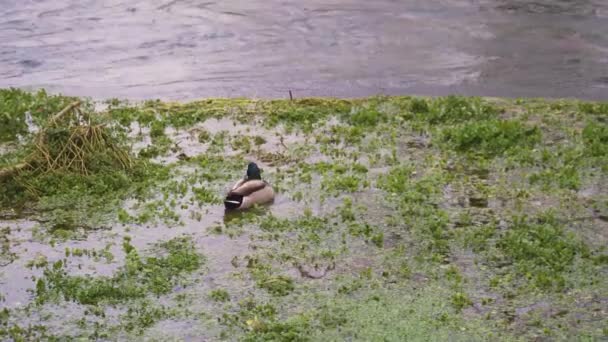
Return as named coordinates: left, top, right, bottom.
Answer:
left=224, top=162, right=274, bottom=210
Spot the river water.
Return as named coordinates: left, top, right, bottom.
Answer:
left=1, top=0, right=608, bottom=100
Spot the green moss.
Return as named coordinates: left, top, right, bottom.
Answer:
left=106, top=100, right=141, bottom=128
left=220, top=298, right=278, bottom=335
left=232, top=284, right=511, bottom=341
left=189, top=154, right=243, bottom=182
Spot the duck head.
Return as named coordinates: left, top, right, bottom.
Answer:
left=246, top=162, right=262, bottom=180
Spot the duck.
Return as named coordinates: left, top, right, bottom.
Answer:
left=224, top=162, right=275, bottom=210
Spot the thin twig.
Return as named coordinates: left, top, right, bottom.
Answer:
left=48, top=101, right=80, bottom=127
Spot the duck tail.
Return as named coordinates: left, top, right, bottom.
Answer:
left=224, top=193, right=243, bottom=210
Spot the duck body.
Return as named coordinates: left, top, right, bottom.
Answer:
left=224, top=162, right=274, bottom=210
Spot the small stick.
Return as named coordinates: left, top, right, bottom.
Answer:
left=279, top=136, right=288, bottom=149
left=289, top=90, right=293, bottom=101
left=48, top=101, right=81, bottom=126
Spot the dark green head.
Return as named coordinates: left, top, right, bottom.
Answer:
left=246, top=162, right=261, bottom=180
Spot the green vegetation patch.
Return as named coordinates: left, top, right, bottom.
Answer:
left=228, top=285, right=508, bottom=342
left=209, top=289, right=230, bottom=302
left=261, top=98, right=351, bottom=131
left=0, top=88, right=79, bottom=142
left=343, top=105, right=387, bottom=127
left=412, top=95, right=498, bottom=124
left=582, top=120, right=608, bottom=160
left=298, top=161, right=369, bottom=196
left=35, top=236, right=203, bottom=305
left=577, top=101, right=608, bottom=115
left=107, top=98, right=251, bottom=129
left=496, top=214, right=589, bottom=291
left=441, top=120, right=541, bottom=157
left=377, top=165, right=451, bottom=260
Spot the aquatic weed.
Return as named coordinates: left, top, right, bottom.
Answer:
left=210, top=289, right=230, bottom=302
left=577, top=101, right=608, bottom=115
left=0, top=88, right=78, bottom=142
left=441, top=120, right=541, bottom=157
left=420, top=96, right=497, bottom=124
left=496, top=214, right=589, bottom=290
left=343, top=106, right=387, bottom=127
left=378, top=167, right=451, bottom=259
left=34, top=236, right=203, bottom=305
left=261, top=98, right=351, bottom=132
left=121, top=300, right=168, bottom=334
left=582, top=120, right=608, bottom=159
left=450, top=292, right=472, bottom=311
left=256, top=275, right=295, bottom=296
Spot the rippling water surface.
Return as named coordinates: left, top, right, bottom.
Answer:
left=1, top=0, right=608, bottom=100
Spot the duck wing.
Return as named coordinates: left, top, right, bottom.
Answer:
left=229, top=179, right=268, bottom=196
left=225, top=180, right=275, bottom=210
left=230, top=178, right=246, bottom=191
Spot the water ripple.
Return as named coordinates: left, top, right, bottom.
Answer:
left=0, top=0, right=607, bottom=100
